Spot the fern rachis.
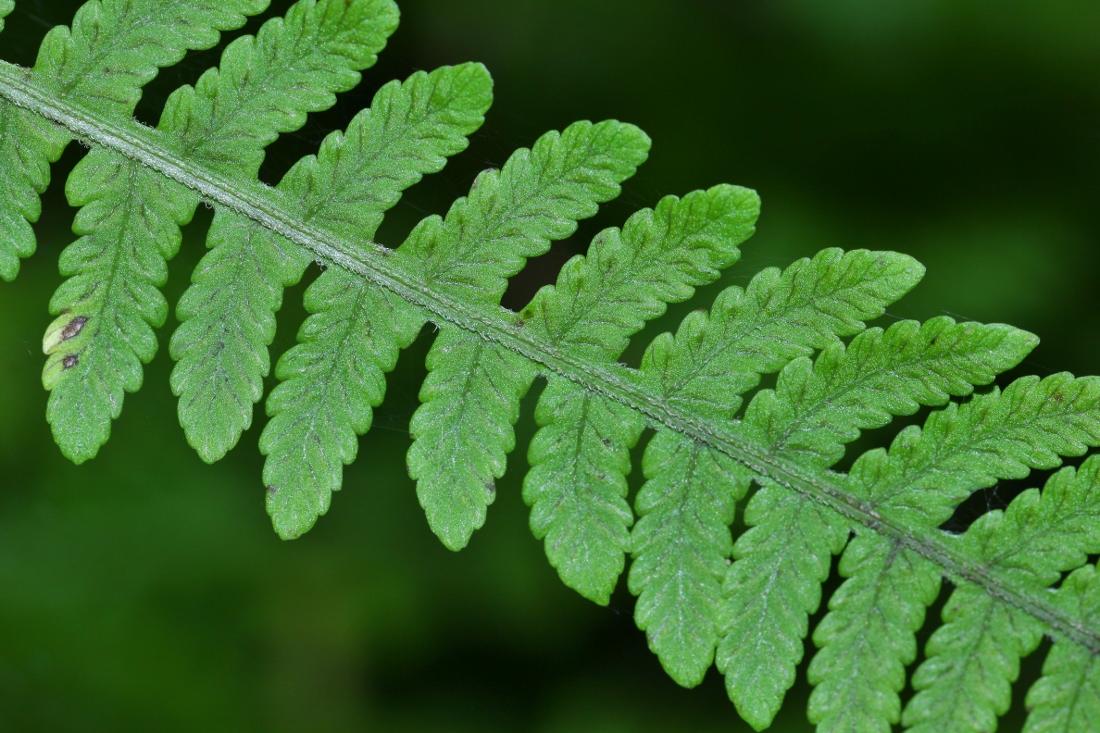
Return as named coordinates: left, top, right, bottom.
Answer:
left=1, top=1, right=1099, bottom=730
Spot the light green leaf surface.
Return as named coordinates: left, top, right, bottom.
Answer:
left=400, top=119, right=650, bottom=303
left=408, top=329, right=537, bottom=549
left=169, top=0, right=399, bottom=462
left=261, top=63, right=495, bottom=537
left=41, top=0, right=273, bottom=461
left=808, top=538, right=941, bottom=733
left=2, top=0, right=267, bottom=282
left=717, top=480, right=850, bottom=731
left=522, top=184, right=759, bottom=361
left=641, top=248, right=925, bottom=423
left=45, top=160, right=196, bottom=461
left=48, top=0, right=391, bottom=460
left=176, top=62, right=486, bottom=464
left=406, top=119, right=649, bottom=550
left=1025, top=564, right=1100, bottom=733
left=170, top=214, right=312, bottom=462
left=262, top=271, right=422, bottom=538
left=628, top=431, right=752, bottom=687
left=808, top=375, right=1100, bottom=733
left=904, top=457, right=1100, bottom=732
left=524, top=379, right=645, bottom=604
left=0, top=98, right=66, bottom=281
left=717, top=317, right=1029, bottom=731
left=846, top=373, right=1100, bottom=524
left=631, top=249, right=924, bottom=712
left=736, top=317, right=1036, bottom=469
left=520, top=186, right=759, bottom=598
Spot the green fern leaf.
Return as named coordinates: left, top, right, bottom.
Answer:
left=0, top=94, right=66, bottom=281
left=260, top=63, right=494, bottom=537
left=263, top=272, right=423, bottom=537
left=736, top=317, right=1038, bottom=469
left=0, top=0, right=266, bottom=282
left=807, top=537, right=941, bottom=733
left=520, top=186, right=759, bottom=600
left=406, top=120, right=650, bottom=551
left=408, top=329, right=537, bottom=549
left=44, top=158, right=198, bottom=460
left=522, top=185, right=759, bottom=362
left=40, top=0, right=276, bottom=461
left=507, top=184, right=760, bottom=606
left=7, top=4, right=1100, bottom=730
left=641, top=248, right=925, bottom=424
left=719, top=481, right=852, bottom=730
left=847, top=373, right=1100, bottom=521
left=401, top=120, right=650, bottom=302
left=525, top=380, right=645, bottom=603
left=629, top=429, right=753, bottom=685
left=1025, top=564, right=1100, bottom=733
left=904, top=456, right=1100, bottom=732
left=177, top=59, right=486, bottom=464
left=636, top=316, right=1031, bottom=700
left=621, top=247, right=915, bottom=719
left=170, top=0, right=398, bottom=460
left=47, top=0, right=398, bottom=457
left=721, top=319, right=1032, bottom=730
left=805, top=374, right=1100, bottom=733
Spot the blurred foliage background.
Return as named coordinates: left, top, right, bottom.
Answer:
left=2, top=0, right=1099, bottom=730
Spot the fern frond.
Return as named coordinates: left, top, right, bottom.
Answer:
left=521, top=185, right=758, bottom=601
left=641, top=248, right=925, bottom=421
left=528, top=187, right=758, bottom=604
left=173, top=62, right=484, bottom=471
left=405, top=120, right=650, bottom=551
left=0, top=0, right=267, bottom=283
left=259, top=63, right=494, bottom=537
left=630, top=428, right=753, bottom=685
left=903, top=456, right=1100, bottom=732
left=624, top=248, right=914, bottom=715
left=847, top=373, right=1100, bottom=520
left=807, top=535, right=941, bottom=733
left=1025, top=563, right=1100, bottom=733
left=634, top=316, right=1033, bottom=706
left=748, top=319, right=1036, bottom=733
left=407, top=327, right=537, bottom=548
left=804, top=374, right=1100, bottom=733
left=46, top=0, right=400, bottom=460
left=722, top=479, right=852, bottom=729
left=736, top=317, right=1037, bottom=469
left=6, top=5, right=1100, bottom=730
left=0, top=93, right=66, bottom=281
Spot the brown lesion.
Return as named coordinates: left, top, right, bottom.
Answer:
left=62, top=354, right=79, bottom=369
left=60, top=316, right=89, bottom=341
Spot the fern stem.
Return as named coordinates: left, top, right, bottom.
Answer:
left=3, top=59, right=1096, bottom=653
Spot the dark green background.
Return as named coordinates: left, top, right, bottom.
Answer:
left=2, top=0, right=1099, bottom=730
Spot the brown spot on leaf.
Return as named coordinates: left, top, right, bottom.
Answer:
left=61, top=316, right=88, bottom=341
left=267, top=485, right=278, bottom=496
left=486, top=480, right=495, bottom=497
left=62, top=354, right=79, bottom=369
